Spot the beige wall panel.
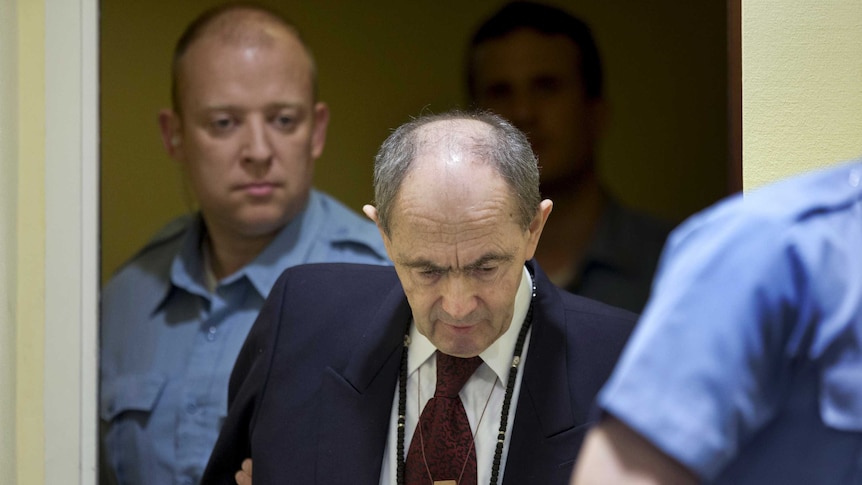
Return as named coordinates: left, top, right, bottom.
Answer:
left=743, top=0, right=862, bottom=188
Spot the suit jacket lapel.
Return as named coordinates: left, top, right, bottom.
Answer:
left=316, top=279, right=411, bottom=484
left=504, top=262, right=579, bottom=484
left=313, top=261, right=587, bottom=484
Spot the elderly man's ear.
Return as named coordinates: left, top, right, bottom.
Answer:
left=363, top=204, right=395, bottom=259
left=362, top=204, right=378, bottom=224
left=525, top=199, right=554, bottom=259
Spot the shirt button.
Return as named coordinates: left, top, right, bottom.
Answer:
left=206, top=326, right=217, bottom=341
left=186, top=402, right=198, bottom=414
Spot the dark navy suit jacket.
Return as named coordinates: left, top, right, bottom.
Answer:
left=201, top=261, right=636, bottom=484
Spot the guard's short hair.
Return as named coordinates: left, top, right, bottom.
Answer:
left=169, top=2, right=317, bottom=113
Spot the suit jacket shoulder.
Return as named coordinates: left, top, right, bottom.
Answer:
left=202, top=261, right=636, bottom=485
left=202, top=263, right=409, bottom=484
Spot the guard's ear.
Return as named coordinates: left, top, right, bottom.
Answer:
left=158, top=109, right=183, bottom=159
left=310, top=102, right=330, bottom=160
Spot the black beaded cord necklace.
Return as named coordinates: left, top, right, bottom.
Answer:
left=396, top=278, right=537, bottom=485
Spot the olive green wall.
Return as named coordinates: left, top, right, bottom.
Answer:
left=100, top=0, right=728, bottom=283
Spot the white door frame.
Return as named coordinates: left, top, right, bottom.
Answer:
left=44, top=0, right=99, bottom=482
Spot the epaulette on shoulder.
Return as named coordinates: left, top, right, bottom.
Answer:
left=106, top=214, right=193, bottom=281
left=133, top=213, right=195, bottom=259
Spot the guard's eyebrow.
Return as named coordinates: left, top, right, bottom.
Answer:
left=200, top=101, right=305, bottom=113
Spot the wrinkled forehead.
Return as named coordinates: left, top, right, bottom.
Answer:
left=391, top=119, right=516, bottom=227
left=407, top=119, right=498, bottom=190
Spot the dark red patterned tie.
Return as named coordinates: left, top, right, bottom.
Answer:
left=405, top=351, right=483, bottom=485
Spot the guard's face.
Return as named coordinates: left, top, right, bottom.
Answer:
left=160, top=29, right=328, bottom=242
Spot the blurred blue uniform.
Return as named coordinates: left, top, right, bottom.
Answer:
left=599, top=161, right=862, bottom=484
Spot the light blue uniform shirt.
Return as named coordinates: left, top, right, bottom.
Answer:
left=598, top=161, right=862, bottom=484
left=100, top=190, right=390, bottom=485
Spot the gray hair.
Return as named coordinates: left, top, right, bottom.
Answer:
left=372, top=110, right=541, bottom=236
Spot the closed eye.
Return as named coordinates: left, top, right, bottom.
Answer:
left=469, top=265, right=499, bottom=280
left=418, top=268, right=444, bottom=278
left=410, top=266, right=447, bottom=284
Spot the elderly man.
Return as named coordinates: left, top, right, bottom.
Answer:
left=467, top=1, right=672, bottom=313
left=99, top=5, right=388, bottom=485
left=202, top=110, right=636, bottom=485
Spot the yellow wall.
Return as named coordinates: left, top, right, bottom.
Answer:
left=13, top=0, right=47, bottom=483
left=100, top=0, right=730, bottom=283
left=742, top=0, right=862, bottom=187
left=0, top=0, right=18, bottom=478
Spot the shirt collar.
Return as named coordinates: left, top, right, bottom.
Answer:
left=407, top=265, right=534, bottom=384
left=234, top=191, right=321, bottom=297
left=167, top=215, right=209, bottom=299
left=167, top=191, right=325, bottom=300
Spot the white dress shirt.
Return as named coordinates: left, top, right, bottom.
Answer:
left=379, top=266, right=534, bottom=484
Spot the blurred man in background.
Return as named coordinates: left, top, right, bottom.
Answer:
left=468, top=1, right=672, bottom=313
